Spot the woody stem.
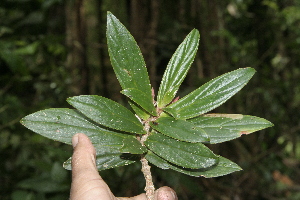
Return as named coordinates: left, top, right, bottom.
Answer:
left=140, top=120, right=155, bottom=200
left=141, top=156, right=155, bottom=200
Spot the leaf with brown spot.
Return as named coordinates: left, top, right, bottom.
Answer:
left=189, top=114, right=273, bottom=144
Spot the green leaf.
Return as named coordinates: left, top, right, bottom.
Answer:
left=0, top=41, right=29, bottom=75
left=64, top=151, right=137, bottom=171
left=17, top=175, right=69, bottom=193
left=121, top=88, right=156, bottom=116
left=20, top=108, right=130, bottom=149
left=107, top=12, right=156, bottom=115
left=21, top=108, right=139, bottom=170
left=144, top=132, right=218, bottom=169
left=183, top=156, right=242, bottom=178
left=146, top=152, right=241, bottom=178
left=171, top=156, right=242, bottom=178
left=164, top=68, right=256, bottom=119
left=145, top=151, right=170, bottom=169
left=67, top=95, right=145, bottom=134
left=150, top=116, right=209, bottom=143
left=129, top=101, right=150, bottom=121
left=120, top=137, right=148, bottom=154
left=189, top=114, right=274, bottom=144
left=157, top=29, right=200, bottom=108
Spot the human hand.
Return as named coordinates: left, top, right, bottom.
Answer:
left=70, top=133, right=178, bottom=200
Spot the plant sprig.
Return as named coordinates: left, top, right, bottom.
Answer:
left=21, top=12, right=273, bottom=200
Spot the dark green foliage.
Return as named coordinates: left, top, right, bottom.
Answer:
left=21, top=12, right=272, bottom=182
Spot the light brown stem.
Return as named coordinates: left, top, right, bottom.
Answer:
left=141, top=157, right=155, bottom=200
left=139, top=118, right=155, bottom=200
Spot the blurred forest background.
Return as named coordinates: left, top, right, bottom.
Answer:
left=1, top=0, right=300, bottom=199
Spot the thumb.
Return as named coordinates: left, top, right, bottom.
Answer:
left=71, top=133, right=98, bottom=176
left=70, top=133, right=114, bottom=200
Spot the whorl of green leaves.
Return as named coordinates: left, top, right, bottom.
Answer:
left=21, top=12, right=273, bottom=178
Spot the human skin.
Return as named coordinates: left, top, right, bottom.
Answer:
left=70, top=133, right=178, bottom=200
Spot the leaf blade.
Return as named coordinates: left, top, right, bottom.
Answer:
left=107, top=12, right=156, bottom=115
left=144, top=132, right=218, bottom=169
left=119, top=137, right=148, bottom=154
left=20, top=108, right=130, bottom=145
left=128, top=101, right=150, bottom=121
left=67, top=95, right=145, bottom=134
left=171, top=156, right=242, bottom=178
left=157, top=29, right=200, bottom=108
left=164, top=68, right=256, bottom=119
left=146, top=152, right=241, bottom=178
left=20, top=108, right=140, bottom=170
left=64, top=152, right=137, bottom=171
left=189, top=114, right=274, bottom=144
left=150, top=116, right=209, bottom=143
left=145, top=150, right=171, bottom=170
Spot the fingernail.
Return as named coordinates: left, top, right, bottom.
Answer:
left=72, top=133, right=79, bottom=148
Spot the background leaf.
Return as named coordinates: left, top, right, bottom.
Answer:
left=16, top=175, right=69, bottom=193
left=107, top=12, right=156, bottom=115
left=164, top=68, right=256, bottom=119
left=144, top=132, right=218, bottom=169
left=67, top=95, right=145, bottom=134
left=150, top=116, right=209, bottom=143
left=189, top=114, right=274, bottom=144
left=157, top=29, right=200, bottom=108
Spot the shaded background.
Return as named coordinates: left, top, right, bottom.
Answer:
left=1, top=0, right=300, bottom=199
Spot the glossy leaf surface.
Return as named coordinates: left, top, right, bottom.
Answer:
left=129, top=101, right=150, bottom=121
left=189, top=114, right=274, bottom=144
left=20, top=108, right=130, bottom=147
left=21, top=108, right=138, bottom=170
left=164, top=68, right=256, bottom=119
left=157, top=29, right=200, bottom=108
left=144, top=132, right=218, bottom=169
left=67, top=95, right=145, bottom=134
left=121, top=88, right=156, bottom=116
left=107, top=12, right=156, bottom=115
left=120, top=137, right=148, bottom=154
left=64, top=151, right=137, bottom=171
left=145, top=151, right=170, bottom=169
left=150, top=117, right=209, bottom=143
left=146, top=152, right=241, bottom=178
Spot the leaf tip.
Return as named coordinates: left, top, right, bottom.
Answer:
left=192, top=28, right=200, bottom=37
left=246, top=67, right=256, bottom=75
left=107, top=11, right=114, bottom=19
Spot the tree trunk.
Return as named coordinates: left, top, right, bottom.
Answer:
left=130, top=0, right=160, bottom=91
left=83, top=0, right=103, bottom=95
left=65, top=0, right=88, bottom=95
left=196, top=0, right=226, bottom=78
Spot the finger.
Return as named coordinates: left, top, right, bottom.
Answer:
left=70, top=133, right=115, bottom=200
left=117, top=186, right=177, bottom=200
left=155, top=186, right=178, bottom=200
